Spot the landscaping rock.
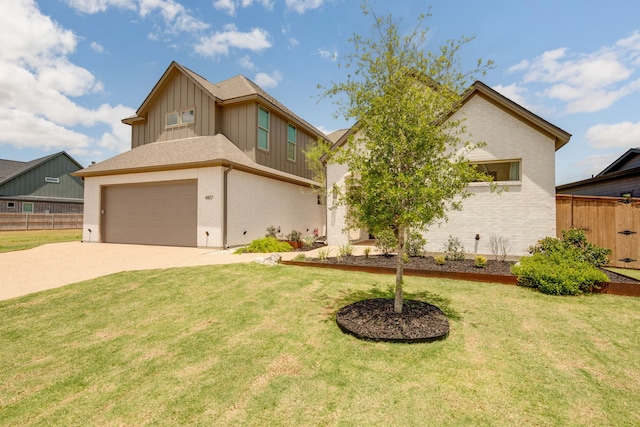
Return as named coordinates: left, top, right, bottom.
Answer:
left=254, top=253, right=282, bottom=266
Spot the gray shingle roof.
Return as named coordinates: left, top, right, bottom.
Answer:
left=74, top=134, right=318, bottom=186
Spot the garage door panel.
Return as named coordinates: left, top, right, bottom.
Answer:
left=103, top=180, right=197, bottom=247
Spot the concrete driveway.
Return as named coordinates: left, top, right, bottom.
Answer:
left=0, top=242, right=307, bottom=301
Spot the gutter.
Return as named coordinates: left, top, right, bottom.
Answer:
left=223, top=165, right=233, bottom=248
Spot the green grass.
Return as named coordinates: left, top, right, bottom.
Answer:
left=605, top=267, right=640, bottom=281
left=1, top=264, right=639, bottom=426
left=0, top=229, right=82, bottom=253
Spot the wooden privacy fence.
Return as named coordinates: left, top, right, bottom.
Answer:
left=557, top=194, right=640, bottom=269
left=0, top=213, right=83, bottom=231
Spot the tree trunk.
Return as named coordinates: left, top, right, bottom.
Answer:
left=394, top=226, right=406, bottom=313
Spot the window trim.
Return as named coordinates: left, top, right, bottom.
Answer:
left=470, top=159, right=522, bottom=184
left=166, top=107, right=195, bottom=128
left=257, top=105, right=270, bottom=151
left=22, top=202, right=34, bottom=214
left=287, top=123, right=297, bottom=161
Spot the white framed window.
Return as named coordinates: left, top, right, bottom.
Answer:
left=287, top=123, right=297, bottom=161
left=7, top=202, right=15, bottom=208
left=45, top=177, right=60, bottom=184
left=472, top=160, right=521, bottom=182
left=22, top=202, right=33, bottom=214
left=166, top=108, right=195, bottom=127
left=258, top=106, right=270, bottom=151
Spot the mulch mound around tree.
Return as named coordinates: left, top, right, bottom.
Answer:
left=336, top=298, right=450, bottom=343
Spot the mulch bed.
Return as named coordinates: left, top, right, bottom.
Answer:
left=308, top=254, right=640, bottom=284
left=336, top=298, right=450, bottom=343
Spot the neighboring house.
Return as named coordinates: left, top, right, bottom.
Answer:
left=556, top=148, right=640, bottom=198
left=75, top=61, right=325, bottom=247
left=326, top=81, right=571, bottom=256
left=0, top=151, right=84, bottom=214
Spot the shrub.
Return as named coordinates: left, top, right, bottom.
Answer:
left=293, top=254, right=307, bottom=261
left=489, top=235, right=512, bottom=262
left=406, top=231, right=426, bottom=257
left=443, top=236, right=465, bottom=261
left=363, top=247, right=371, bottom=259
left=511, top=251, right=608, bottom=295
left=302, top=235, right=316, bottom=248
left=316, top=248, right=331, bottom=260
left=265, top=226, right=278, bottom=238
left=434, top=255, right=446, bottom=265
left=235, top=237, right=292, bottom=254
left=475, top=255, right=487, bottom=268
left=339, top=244, right=355, bottom=257
left=286, top=229, right=302, bottom=242
left=374, top=229, right=398, bottom=257
left=528, top=228, right=611, bottom=267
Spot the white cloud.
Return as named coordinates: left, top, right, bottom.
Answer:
left=586, top=121, right=640, bottom=149
left=254, top=71, right=282, bottom=88
left=238, top=55, right=255, bottom=69
left=213, top=0, right=274, bottom=15
left=285, top=0, right=323, bottom=14
left=0, top=0, right=134, bottom=159
left=64, top=0, right=208, bottom=34
left=317, top=48, right=337, bottom=61
left=508, top=32, right=640, bottom=114
left=195, top=24, right=271, bottom=57
left=492, top=83, right=529, bottom=108
left=89, top=41, right=104, bottom=52
left=288, top=38, right=300, bottom=49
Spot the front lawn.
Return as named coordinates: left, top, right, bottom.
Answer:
left=1, top=264, right=638, bottom=426
left=0, top=229, right=82, bottom=253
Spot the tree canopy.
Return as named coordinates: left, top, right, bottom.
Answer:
left=323, top=4, right=494, bottom=313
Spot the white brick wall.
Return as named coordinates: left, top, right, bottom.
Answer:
left=326, top=94, right=558, bottom=255
left=227, top=169, right=326, bottom=247
left=82, top=167, right=327, bottom=248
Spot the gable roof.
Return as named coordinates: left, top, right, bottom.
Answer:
left=0, top=152, right=83, bottom=185
left=324, top=81, right=572, bottom=157
left=597, top=148, right=640, bottom=176
left=73, top=134, right=319, bottom=187
left=461, top=82, right=571, bottom=151
left=122, top=61, right=325, bottom=139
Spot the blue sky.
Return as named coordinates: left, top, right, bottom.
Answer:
left=2, top=0, right=640, bottom=185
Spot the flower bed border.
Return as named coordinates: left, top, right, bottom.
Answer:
left=281, top=260, right=640, bottom=297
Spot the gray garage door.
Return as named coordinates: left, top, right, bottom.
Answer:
left=102, top=180, right=197, bottom=247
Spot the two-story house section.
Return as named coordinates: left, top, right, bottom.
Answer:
left=75, top=61, right=326, bottom=247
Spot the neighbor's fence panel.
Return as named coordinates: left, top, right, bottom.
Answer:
left=556, top=195, right=640, bottom=269
left=0, top=213, right=83, bottom=231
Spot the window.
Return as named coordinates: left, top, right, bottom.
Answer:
left=45, top=177, right=60, bottom=183
left=7, top=202, right=15, bottom=208
left=472, top=161, right=520, bottom=182
left=22, top=202, right=33, bottom=214
left=287, top=124, right=297, bottom=161
left=258, top=106, right=269, bottom=150
left=166, top=108, right=194, bottom=127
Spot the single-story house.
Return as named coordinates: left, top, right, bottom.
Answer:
left=325, top=81, right=571, bottom=256
left=556, top=147, right=640, bottom=198
left=0, top=151, right=84, bottom=214
left=74, top=61, right=325, bottom=247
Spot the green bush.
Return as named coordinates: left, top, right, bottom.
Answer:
left=443, top=236, right=465, bottom=261
left=528, top=228, right=611, bottom=267
left=512, top=250, right=608, bottom=295
left=406, top=231, right=426, bottom=257
left=474, top=255, right=487, bottom=268
left=374, top=229, right=398, bottom=256
left=339, top=244, right=355, bottom=257
left=434, top=255, right=446, bottom=265
left=236, top=237, right=292, bottom=254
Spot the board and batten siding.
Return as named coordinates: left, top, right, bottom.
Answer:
left=254, top=104, right=315, bottom=180
left=0, top=155, right=83, bottom=199
left=131, top=71, right=217, bottom=148
left=218, top=102, right=257, bottom=161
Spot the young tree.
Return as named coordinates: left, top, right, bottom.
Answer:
left=323, top=4, right=494, bottom=313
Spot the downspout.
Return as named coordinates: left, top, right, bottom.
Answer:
left=223, top=165, right=233, bottom=249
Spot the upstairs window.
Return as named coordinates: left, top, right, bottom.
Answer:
left=258, top=106, right=270, bottom=151
left=166, top=108, right=195, bottom=127
left=287, top=124, right=297, bottom=161
left=472, top=160, right=521, bottom=182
